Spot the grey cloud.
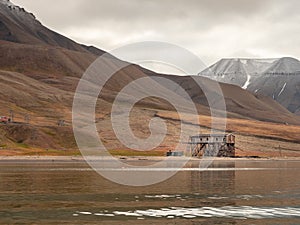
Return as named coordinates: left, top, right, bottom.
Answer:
left=11, top=0, right=300, bottom=65
left=12, top=0, right=276, bottom=29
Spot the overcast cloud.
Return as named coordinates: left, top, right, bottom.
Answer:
left=11, top=0, right=300, bottom=69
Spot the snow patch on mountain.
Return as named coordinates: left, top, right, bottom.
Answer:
left=278, top=83, right=287, bottom=96
left=242, top=73, right=251, bottom=89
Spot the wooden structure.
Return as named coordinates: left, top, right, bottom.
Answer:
left=189, top=134, right=235, bottom=157
left=166, top=151, right=184, bottom=157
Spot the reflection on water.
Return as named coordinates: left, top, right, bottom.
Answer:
left=0, top=159, right=299, bottom=224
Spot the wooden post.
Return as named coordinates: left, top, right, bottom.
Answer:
left=24, top=114, right=30, bottom=124
left=279, top=145, right=282, bottom=157
left=9, top=110, right=14, bottom=123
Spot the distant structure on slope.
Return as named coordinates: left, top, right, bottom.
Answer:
left=166, top=150, right=184, bottom=157
left=0, top=116, right=11, bottom=124
left=189, top=134, right=235, bottom=157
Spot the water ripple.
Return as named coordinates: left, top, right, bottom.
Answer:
left=76, top=206, right=300, bottom=219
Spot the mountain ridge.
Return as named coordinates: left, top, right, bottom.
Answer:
left=0, top=0, right=105, bottom=55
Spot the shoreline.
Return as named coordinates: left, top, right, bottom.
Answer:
left=1, top=155, right=300, bottom=161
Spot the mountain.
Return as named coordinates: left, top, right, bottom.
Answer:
left=0, top=0, right=299, bottom=156
left=199, top=57, right=300, bottom=115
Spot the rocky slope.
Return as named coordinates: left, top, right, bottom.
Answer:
left=199, top=57, right=300, bottom=114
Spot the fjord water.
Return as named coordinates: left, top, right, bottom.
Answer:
left=0, top=159, right=299, bottom=224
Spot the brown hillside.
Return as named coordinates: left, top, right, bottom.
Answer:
left=0, top=0, right=299, bottom=156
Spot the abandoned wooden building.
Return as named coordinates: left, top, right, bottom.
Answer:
left=189, top=134, right=235, bottom=157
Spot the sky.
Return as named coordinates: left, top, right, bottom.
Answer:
left=11, top=0, right=300, bottom=73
